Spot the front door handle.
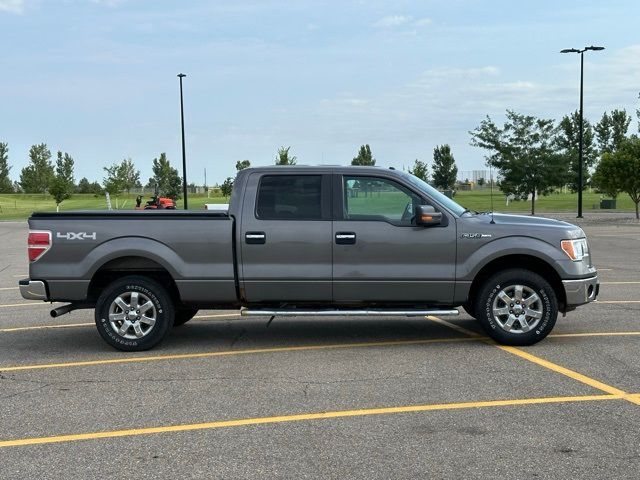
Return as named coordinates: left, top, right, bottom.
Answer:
left=335, top=232, right=356, bottom=245
left=245, top=232, right=266, bottom=244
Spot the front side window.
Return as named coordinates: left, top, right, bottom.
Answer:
left=256, top=175, right=322, bottom=220
left=343, top=176, right=422, bottom=225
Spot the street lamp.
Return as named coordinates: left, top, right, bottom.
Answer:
left=560, top=45, right=605, bottom=218
left=177, top=73, right=188, bottom=210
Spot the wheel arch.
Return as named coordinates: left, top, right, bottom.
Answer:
left=88, top=256, right=181, bottom=305
left=468, top=254, right=567, bottom=312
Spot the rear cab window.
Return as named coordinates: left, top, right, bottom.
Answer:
left=256, top=175, right=327, bottom=220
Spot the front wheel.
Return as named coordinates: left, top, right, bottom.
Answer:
left=95, top=275, right=175, bottom=351
left=474, top=269, right=558, bottom=346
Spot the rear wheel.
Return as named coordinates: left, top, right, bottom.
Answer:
left=174, top=308, right=199, bottom=326
left=95, top=275, right=174, bottom=351
left=474, top=269, right=557, bottom=346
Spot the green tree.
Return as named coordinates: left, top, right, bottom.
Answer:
left=556, top=111, right=597, bottom=192
left=148, top=153, right=182, bottom=199
left=595, top=109, right=631, bottom=154
left=470, top=111, right=567, bottom=215
left=220, top=177, right=234, bottom=198
left=477, top=177, right=486, bottom=187
left=351, top=144, right=375, bottom=166
left=275, top=146, right=297, bottom=165
left=236, top=160, right=251, bottom=171
left=408, top=159, right=429, bottom=181
left=20, top=143, right=54, bottom=193
left=431, top=144, right=458, bottom=191
left=0, top=142, right=13, bottom=193
left=49, top=151, right=75, bottom=210
left=76, top=178, right=103, bottom=195
left=118, top=158, right=141, bottom=194
left=593, top=137, right=640, bottom=219
left=103, top=163, right=122, bottom=195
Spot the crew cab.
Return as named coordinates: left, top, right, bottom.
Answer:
left=20, top=166, right=599, bottom=350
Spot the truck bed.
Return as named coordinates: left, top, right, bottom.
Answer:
left=28, top=210, right=238, bottom=306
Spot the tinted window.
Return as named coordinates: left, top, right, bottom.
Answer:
left=256, top=175, right=322, bottom=220
left=343, top=176, right=422, bottom=225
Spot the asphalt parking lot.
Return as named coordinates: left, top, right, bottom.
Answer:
left=0, top=220, right=639, bottom=479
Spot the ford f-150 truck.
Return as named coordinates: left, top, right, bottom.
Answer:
left=20, top=166, right=599, bottom=351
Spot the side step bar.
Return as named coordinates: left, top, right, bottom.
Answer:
left=240, top=308, right=459, bottom=317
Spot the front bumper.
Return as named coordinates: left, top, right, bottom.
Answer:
left=562, top=275, right=599, bottom=308
left=18, top=279, right=48, bottom=300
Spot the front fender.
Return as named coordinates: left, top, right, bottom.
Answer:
left=458, top=236, right=565, bottom=282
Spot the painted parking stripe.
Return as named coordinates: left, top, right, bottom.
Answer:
left=2, top=329, right=640, bottom=369
left=427, top=316, right=640, bottom=406
left=0, top=287, right=19, bottom=291
left=600, top=281, right=640, bottom=284
left=0, top=302, right=61, bottom=308
left=595, top=300, right=640, bottom=304
left=0, top=314, right=242, bottom=333
left=0, top=393, right=622, bottom=449
left=0, top=337, right=477, bottom=372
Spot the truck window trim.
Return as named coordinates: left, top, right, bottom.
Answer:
left=253, top=173, right=332, bottom=221
left=333, top=174, right=449, bottom=227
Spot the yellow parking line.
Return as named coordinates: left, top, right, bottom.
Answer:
left=0, top=393, right=621, bottom=448
left=0, top=322, right=93, bottom=333
left=0, top=302, right=60, bottom=308
left=0, top=314, right=240, bottom=333
left=550, top=332, right=640, bottom=338
left=600, top=281, right=640, bottom=285
left=595, top=300, right=640, bottom=304
left=0, top=337, right=476, bottom=372
left=427, top=316, right=640, bottom=406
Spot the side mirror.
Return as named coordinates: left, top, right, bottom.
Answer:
left=415, top=205, right=442, bottom=227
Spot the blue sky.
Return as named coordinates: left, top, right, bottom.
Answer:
left=1, top=0, right=639, bottom=185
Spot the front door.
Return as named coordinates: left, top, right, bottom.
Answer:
left=240, top=172, right=333, bottom=303
left=332, top=174, right=457, bottom=304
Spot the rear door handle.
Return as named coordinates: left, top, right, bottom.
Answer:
left=245, top=232, right=266, bottom=244
left=335, top=232, right=356, bottom=245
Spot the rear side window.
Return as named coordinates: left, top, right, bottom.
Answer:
left=256, top=175, right=322, bottom=220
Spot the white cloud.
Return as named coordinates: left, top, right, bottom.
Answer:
left=0, top=0, right=24, bottom=14
left=91, top=0, right=127, bottom=7
left=373, top=15, right=412, bottom=28
left=372, top=15, right=433, bottom=29
left=413, top=18, right=432, bottom=27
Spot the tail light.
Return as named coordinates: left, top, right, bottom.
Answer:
left=28, top=230, right=52, bottom=262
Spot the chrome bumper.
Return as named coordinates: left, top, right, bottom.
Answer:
left=562, top=275, right=599, bottom=307
left=18, top=279, right=48, bottom=300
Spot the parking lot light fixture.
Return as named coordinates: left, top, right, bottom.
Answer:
left=178, top=73, right=188, bottom=210
left=560, top=46, right=605, bottom=218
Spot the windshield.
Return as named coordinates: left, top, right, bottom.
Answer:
left=398, top=171, right=467, bottom=217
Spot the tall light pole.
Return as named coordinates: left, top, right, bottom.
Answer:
left=177, top=73, right=188, bottom=210
left=560, top=46, right=604, bottom=218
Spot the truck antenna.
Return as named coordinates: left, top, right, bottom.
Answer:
left=489, top=164, right=496, bottom=224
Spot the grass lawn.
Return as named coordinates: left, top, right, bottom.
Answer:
left=0, top=193, right=229, bottom=221
left=0, top=189, right=635, bottom=221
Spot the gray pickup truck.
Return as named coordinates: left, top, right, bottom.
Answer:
left=20, top=166, right=599, bottom=351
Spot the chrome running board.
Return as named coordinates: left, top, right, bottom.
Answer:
left=240, top=308, right=459, bottom=317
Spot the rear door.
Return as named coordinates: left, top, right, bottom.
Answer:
left=332, top=173, right=457, bottom=304
left=239, top=172, right=333, bottom=302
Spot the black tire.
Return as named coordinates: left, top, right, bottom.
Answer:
left=474, top=269, right=558, bottom=346
left=95, top=275, right=175, bottom=351
left=174, top=308, right=199, bottom=326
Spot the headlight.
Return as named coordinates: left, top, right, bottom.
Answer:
left=561, top=238, right=589, bottom=261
